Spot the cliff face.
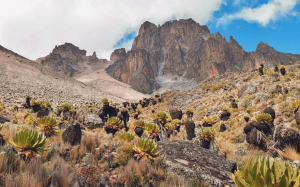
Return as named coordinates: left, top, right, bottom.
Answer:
left=106, top=49, right=159, bottom=93
left=106, top=19, right=300, bottom=94
left=36, top=43, right=106, bottom=77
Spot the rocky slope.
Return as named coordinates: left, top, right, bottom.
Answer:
left=0, top=45, right=123, bottom=106
left=106, top=19, right=300, bottom=94
left=36, top=43, right=108, bottom=77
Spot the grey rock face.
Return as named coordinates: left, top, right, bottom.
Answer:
left=62, top=120, right=82, bottom=145
left=158, top=140, right=236, bottom=187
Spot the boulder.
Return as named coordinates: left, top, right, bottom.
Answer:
left=36, top=107, right=51, bottom=118
left=219, top=123, right=227, bottom=132
left=77, top=165, right=106, bottom=187
left=220, top=111, right=231, bottom=121
left=231, top=101, right=238, bottom=108
left=274, top=125, right=300, bottom=152
left=62, top=120, right=82, bottom=145
left=169, top=108, right=183, bottom=120
left=244, top=115, right=250, bottom=122
left=158, top=140, right=236, bottom=187
left=85, top=114, right=104, bottom=129
left=243, top=121, right=257, bottom=134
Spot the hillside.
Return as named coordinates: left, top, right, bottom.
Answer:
left=106, top=19, right=300, bottom=94
left=0, top=45, right=125, bottom=106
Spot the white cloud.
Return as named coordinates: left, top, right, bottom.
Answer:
left=0, top=0, right=222, bottom=60
left=218, top=0, right=299, bottom=26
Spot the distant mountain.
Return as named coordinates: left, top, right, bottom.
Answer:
left=106, top=19, right=300, bottom=94
left=36, top=43, right=108, bottom=77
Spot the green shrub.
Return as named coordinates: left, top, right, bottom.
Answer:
left=10, top=129, right=47, bottom=154
left=291, top=100, right=300, bottom=111
left=232, top=156, right=299, bottom=187
left=211, top=82, right=226, bottom=92
left=105, top=117, right=122, bottom=128
left=279, top=65, right=285, bottom=69
left=152, top=112, right=170, bottom=124
left=256, top=113, right=273, bottom=124
left=201, top=116, right=218, bottom=124
left=133, top=120, right=145, bottom=127
left=59, top=103, right=71, bottom=111
left=170, top=119, right=181, bottom=125
left=144, top=123, right=160, bottom=138
left=202, top=83, right=212, bottom=90
left=120, top=133, right=136, bottom=142
left=38, top=116, right=57, bottom=137
left=199, top=127, right=215, bottom=140
left=133, top=138, right=159, bottom=160
left=239, top=98, right=252, bottom=109
left=185, top=108, right=194, bottom=114
left=102, top=98, right=108, bottom=104
left=164, top=123, right=175, bottom=131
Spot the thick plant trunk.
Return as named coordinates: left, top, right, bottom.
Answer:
left=200, top=137, right=211, bottom=149
left=134, top=127, right=144, bottom=137
left=185, top=120, right=195, bottom=140
left=295, top=107, right=300, bottom=126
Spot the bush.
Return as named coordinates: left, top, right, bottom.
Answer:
left=59, top=103, right=71, bottom=111
left=38, top=116, right=57, bottom=137
left=133, top=120, right=145, bottom=127
left=164, top=123, right=175, bottom=131
left=144, top=123, right=160, bottom=138
left=133, top=138, right=159, bottom=160
left=152, top=112, right=170, bottom=124
left=211, top=82, right=226, bottom=92
left=232, top=156, right=299, bottom=187
left=202, top=83, right=212, bottom=90
left=199, top=127, right=215, bottom=140
left=255, top=113, right=273, bottom=124
left=279, top=65, right=285, bottom=69
left=120, top=133, right=136, bottom=142
left=291, top=100, right=300, bottom=111
left=239, top=98, right=252, bottom=109
left=105, top=117, right=122, bottom=129
left=201, top=116, right=218, bottom=124
left=170, top=119, right=181, bottom=125
left=10, top=129, right=47, bottom=155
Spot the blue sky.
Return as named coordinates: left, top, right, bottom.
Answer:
left=1, top=0, right=300, bottom=59
left=115, top=0, right=300, bottom=55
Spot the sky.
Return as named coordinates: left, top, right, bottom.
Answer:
left=0, top=0, right=300, bottom=60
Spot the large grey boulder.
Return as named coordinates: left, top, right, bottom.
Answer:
left=62, top=120, right=82, bottom=145
left=85, top=114, right=104, bottom=129
left=158, top=140, right=236, bottom=187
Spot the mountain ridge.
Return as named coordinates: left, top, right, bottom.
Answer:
left=106, top=18, right=300, bottom=94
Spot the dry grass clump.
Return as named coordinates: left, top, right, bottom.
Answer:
left=211, top=82, right=226, bottom=92
left=276, top=145, right=300, bottom=161
left=111, top=158, right=165, bottom=186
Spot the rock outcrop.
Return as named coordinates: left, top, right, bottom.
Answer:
left=62, top=120, right=82, bottom=145
left=158, top=140, right=236, bottom=187
left=106, top=19, right=300, bottom=94
left=106, top=49, right=160, bottom=93
left=36, top=43, right=107, bottom=77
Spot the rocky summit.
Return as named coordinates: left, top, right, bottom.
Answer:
left=36, top=43, right=108, bottom=77
left=106, top=19, right=300, bottom=94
